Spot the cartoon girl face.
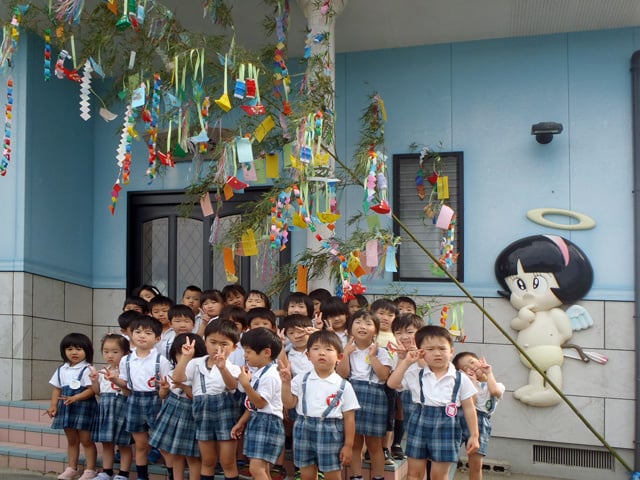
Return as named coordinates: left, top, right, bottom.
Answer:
left=505, top=260, right=563, bottom=312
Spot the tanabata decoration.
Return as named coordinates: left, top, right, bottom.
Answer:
left=144, top=74, right=162, bottom=180
left=43, top=29, right=51, bottom=81
left=241, top=65, right=266, bottom=116
left=0, top=77, right=13, bottom=176
left=1, top=5, right=28, bottom=69
left=79, top=60, right=93, bottom=120
left=54, top=0, right=84, bottom=25
left=234, top=63, right=246, bottom=99
left=215, top=54, right=232, bottom=112
left=109, top=103, right=135, bottom=214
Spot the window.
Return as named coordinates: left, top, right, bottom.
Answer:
left=392, top=151, right=464, bottom=282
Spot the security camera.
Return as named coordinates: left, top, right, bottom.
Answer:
left=531, top=122, right=563, bottom=144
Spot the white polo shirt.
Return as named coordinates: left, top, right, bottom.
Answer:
left=49, top=361, right=92, bottom=389
left=291, top=370, right=360, bottom=418
left=401, top=362, right=476, bottom=406
left=118, top=350, right=172, bottom=392
left=185, top=356, right=241, bottom=396
left=288, top=349, right=313, bottom=378
left=238, top=363, right=283, bottom=418
left=475, top=380, right=505, bottom=414
left=349, top=346, right=392, bottom=384
left=98, top=371, right=124, bottom=395
left=156, top=328, right=175, bottom=359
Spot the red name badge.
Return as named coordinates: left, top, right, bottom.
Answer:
left=445, top=402, right=457, bottom=417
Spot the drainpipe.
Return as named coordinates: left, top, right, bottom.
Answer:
left=630, top=50, right=640, bottom=471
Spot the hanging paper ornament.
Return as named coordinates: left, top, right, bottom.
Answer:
left=43, top=29, right=51, bottom=81
left=234, top=63, right=246, bottom=99
left=54, top=0, right=85, bottom=25
left=78, top=60, right=93, bottom=121
left=116, top=0, right=132, bottom=30
left=0, top=77, right=13, bottom=176
left=415, top=169, right=425, bottom=200
left=215, top=54, right=232, bottom=111
left=0, top=5, right=28, bottom=70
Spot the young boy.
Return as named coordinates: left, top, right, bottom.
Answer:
left=117, top=310, right=144, bottom=340
left=173, top=320, right=243, bottom=480
left=160, top=305, right=196, bottom=359
left=123, top=296, right=149, bottom=315
left=320, top=297, right=349, bottom=347
left=394, top=296, right=417, bottom=315
left=452, top=352, right=505, bottom=480
left=246, top=308, right=277, bottom=331
left=180, top=285, right=202, bottom=333
left=281, top=330, right=360, bottom=480
left=107, top=316, right=172, bottom=480
left=149, top=295, right=175, bottom=358
left=220, top=306, right=248, bottom=367
left=282, top=315, right=315, bottom=377
left=387, top=325, right=479, bottom=480
left=231, top=328, right=285, bottom=480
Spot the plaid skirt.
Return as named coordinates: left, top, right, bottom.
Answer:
left=351, top=380, right=387, bottom=437
left=125, top=391, right=162, bottom=433
left=92, top=393, right=132, bottom=445
left=293, top=416, right=344, bottom=472
left=51, top=386, right=97, bottom=431
left=460, top=410, right=492, bottom=456
left=149, top=393, right=199, bottom=457
left=405, top=404, right=461, bottom=463
left=244, top=412, right=285, bottom=464
left=192, top=392, right=240, bottom=442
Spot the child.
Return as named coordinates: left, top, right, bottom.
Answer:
left=220, top=306, right=248, bottom=367
left=107, top=316, right=173, bottom=480
left=370, top=298, right=399, bottom=464
left=452, top=352, right=505, bottom=480
left=347, top=294, right=368, bottom=316
left=231, top=328, right=285, bottom=480
left=162, top=304, right=197, bottom=359
left=308, top=288, right=332, bottom=316
left=246, top=307, right=277, bottom=331
left=387, top=325, right=479, bottom=480
left=283, top=292, right=314, bottom=317
left=181, top=285, right=203, bottom=333
left=132, top=284, right=162, bottom=303
left=197, top=289, right=225, bottom=336
left=117, top=310, right=144, bottom=340
left=246, top=289, right=271, bottom=311
left=394, top=296, right=417, bottom=315
left=282, top=315, right=314, bottom=377
left=151, top=333, right=207, bottom=480
left=335, top=310, right=392, bottom=480
left=280, top=330, right=360, bottom=480
left=222, top=284, right=247, bottom=309
left=150, top=295, right=175, bottom=358
left=89, top=334, right=133, bottom=480
left=46, top=333, right=99, bottom=480
left=320, top=297, right=349, bottom=347
left=173, top=321, right=243, bottom=480
left=122, top=296, right=149, bottom=315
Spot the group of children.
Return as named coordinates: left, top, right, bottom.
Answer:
left=47, top=285, right=504, bottom=480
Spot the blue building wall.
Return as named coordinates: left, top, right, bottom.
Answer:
left=2, top=28, right=638, bottom=301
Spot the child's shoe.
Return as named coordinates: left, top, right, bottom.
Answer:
left=57, top=467, right=79, bottom=480
left=112, top=476, right=129, bottom=480
left=78, top=469, right=97, bottom=480
left=383, top=448, right=395, bottom=465
left=91, top=473, right=112, bottom=480
left=391, top=444, right=406, bottom=460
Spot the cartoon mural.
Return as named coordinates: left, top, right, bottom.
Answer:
left=495, top=235, right=594, bottom=407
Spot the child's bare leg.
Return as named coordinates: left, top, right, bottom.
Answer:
left=249, top=458, right=271, bottom=480
left=350, top=434, right=365, bottom=476
left=365, top=435, right=385, bottom=477
left=198, top=440, right=218, bottom=476
left=219, top=440, right=239, bottom=477
left=101, top=442, right=115, bottom=469
left=468, top=453, right=483, bottom=480
left=78, top=430, right=97, bottom=470
left=161, top=450, right=175, bottom=477
left=321, top=470, right=342, bottom=480
left=131, top=432, right=150, bottom=467
left=186, top=456, right=201, bottom=480
left=118, top=445, right=133, bottom=472
left=64, top=429, right=80, bottom=469
left=172, top=454, right=185, bottom=480
left=429, top=460, right=452, bottom=480
left=299, top=465, right=319, bottom=480
left=407, top=458, right=427, bottom=480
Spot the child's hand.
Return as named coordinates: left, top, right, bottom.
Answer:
left=368, top=340, right=378, bottom=357
left=404, top=349, right=425, bottom=365
left=313, top=312, right=324, bottom=330
left=181, top=337, right=196, bottom=359
left=213, top=348, right=227, bottom=369
left=278, top=360, right=292, bottom=383
left=44, top=406, right=57, bottom=418
left=340, top=445, right=352, bottom=466
left=343, top=337, right=356, bottom=356
left=276, top=328, right=287, bottom=346
left=61, top=395, right=77, bottom=406
left=479, top=357, right=493, bottom=374
left=169, top=376, right=189, bottom=391
left=323, top=315, right=334, bottom=332
left=88, top=366, right=99, bottom=382
left=230, top=422, right=245, bottom=439
left=466, top=435, right=480, bottom=455
left=304, top=326, right=319, bottom=335
left=158, top=376, right=171, bottom=393
left=238, top=365, right=251, bottom=388
left=103, top=366, right=119, bottom=382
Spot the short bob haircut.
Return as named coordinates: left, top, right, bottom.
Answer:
left=346, top=309, right=380, bottom=334
left=204, top=319, right=241, bottom=345
left=60, top=333, right=94, bottom=364
left=240, top=327, right=282, bottom=360
left=100, top=333, right=130, bottom=354
left=307, top=330, right=343, bottom=354
left=283, top=292, right=314, bottom=317
left=170, top=333, right=207, bottom=365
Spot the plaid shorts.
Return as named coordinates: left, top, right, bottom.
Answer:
left=244, top=412, right=285, bottom=464
left=460, top=410, right=492, bottom=456
left=405, top=404, right=461, bottom=463
left=52, top=386, right=97, bottom=431
left=192, top=393, right=240, bottom=442
left=92, top=393, right=132, bottom=445
left=293, top=416, right=344, bottom=472
left=125, top=391, right=162, bottom=433
left=351, top=380, right=387, bottom=437
left=400, top=390, right=415, bottom=419
left=150, top=393, right=199, bottom=457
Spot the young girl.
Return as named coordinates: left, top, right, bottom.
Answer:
left=150, top=333, right=206, bottom=480
left=47, top=333, right=99, bottom=480
left=245, top=289, right=270, bottom=311
left=336, top=310, right=392, bottom=480
left=89, top=334, right=133, bottom=480
left=197, top=289, right=225, bottom=337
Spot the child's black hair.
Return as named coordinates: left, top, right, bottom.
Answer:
left=320, top=296, right=349, bottom=319
left=131, top=284, right=162, bottom=298
left=222, top=284, right=247, bottom=301
left=219, top=305, right=247, bottom=329
left=122, top=296, right=150, bottom=314
left=452, top=351, right=478, bottom=370
left=168, top=304, right=196, bottom=322
left=246, top=307, right=277, bottom=328
left=307, top=330, right=343, bottom=354
left=201, top=289, right=224, bottom=305
left=240, top=327, right=282, bottom=359
left=370, top=298, right=399, bottom=317
left=281, top=314, right=313, bottom=332
left=170, top=333, right=207, bottom=365
left=148, top=295, right=175, bottom=310
left=130, top=316, right=163, bottom=337
left=247, top=289, right=271, bottom=309
left=100, top=333, right=131, bottom=354
left=392, top=313, right=425, bottom=333
left=283, top=292, right=314, bottom=317
left=351, top=294, right=369, bottom=309
left=60, top=333, right=94, bottom=364
left=309, top=288, right=332, bottom=305
left=117, top=310, right=145, bottom=331
left=394, top=296, right=417, bottom=311
left=415, top=325, right=453, bottom=349
left=182, top=285, right=203, bottom=296
left=204, top=319, right=241, bottom=344
left=346, top=309, right=380, bottom=334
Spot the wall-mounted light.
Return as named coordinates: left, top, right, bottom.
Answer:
left=531, top=122, right=563, bottom=144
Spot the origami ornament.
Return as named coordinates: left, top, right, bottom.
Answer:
left=79, top=60, right=93, bottom=121
left=116, top=0, right=132, bottom=30
left=43, top=29, right=51, bottom=81
left=215, top=54, right=232, bottom=112
left=0, top=77, right=13, bottom=176
left=234, top=63, right=246, bottom=99
left=227, top=175, right=249, bottom=191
